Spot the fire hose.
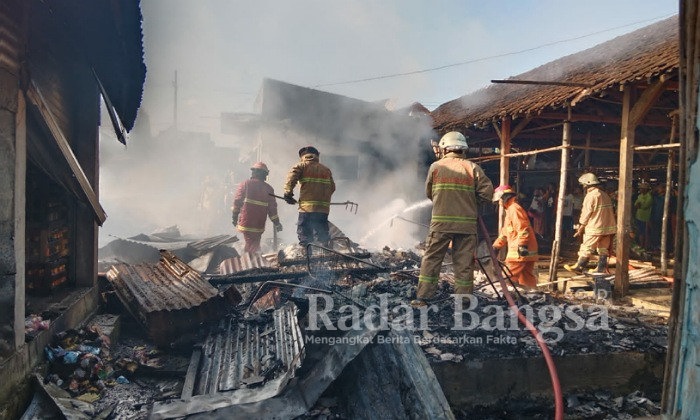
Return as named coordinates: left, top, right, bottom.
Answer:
left=477, top=216, right=564, bottom=420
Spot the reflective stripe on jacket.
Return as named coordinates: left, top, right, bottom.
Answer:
left=232, top=178, right=279, bottom=233
left=493, top=197, right=538, bottom=262
left=284, top=154, right=335, bottom=213
left=579, top=187, right=616, bottom=235
left=426, top=153, right=494, bottom=234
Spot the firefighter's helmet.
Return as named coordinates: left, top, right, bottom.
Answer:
left=492, top=184, right=516, bottom=202
left=298, top=146, right=320, bottom=157
left=438, top=132, right=468, bottom=151
left=578, top=173, right=600, bottom=186
left=250, top=162, right=269, bottom=173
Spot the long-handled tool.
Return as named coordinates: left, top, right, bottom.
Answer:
left=390, top=215, right=429, bottom=228
left=269, top=194, right=359, bottom=214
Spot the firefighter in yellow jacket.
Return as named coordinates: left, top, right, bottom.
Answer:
left=412, top=132, right=494, bottom=307
left=492, top=185, right=539, bottom=288
left=284, top=146, right=336, bottom=245
left=565, top=173, right=616, bottom=273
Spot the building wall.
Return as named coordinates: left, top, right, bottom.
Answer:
left=0, top=0, right=25, bottom=356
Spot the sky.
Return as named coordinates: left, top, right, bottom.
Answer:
left=98, top=0, right=679, bottom=246
left=137, top=0, right=678, bottom=141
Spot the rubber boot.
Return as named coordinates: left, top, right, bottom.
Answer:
left=595, top=255, right=608, bottom=273
left=412, top=281, right=438, bottom=307
left=564, top=257, right=589, bottom=274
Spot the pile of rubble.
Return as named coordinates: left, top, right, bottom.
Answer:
left=459, top=389, right=661, bottom=419
left=20, top=239, right=671, bottom=419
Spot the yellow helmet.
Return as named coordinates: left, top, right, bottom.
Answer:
left=438, top=131, right=468, bottom=151
left=578, top=173, right=600, bottom=186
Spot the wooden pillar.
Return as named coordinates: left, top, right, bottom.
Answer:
left=615, top=79, right=666, bottom=298
left=498, top=117, right=511, bottom=231
left=548, top=107, right=571, bottom=285
left=660, top=116, right=677, bottom=273
left=584, top=131, right=591, bottom=168
left=615, top=87, right=634, bottom=297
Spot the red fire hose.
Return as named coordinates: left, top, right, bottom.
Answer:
left=478, top=216, right=564, bottom=420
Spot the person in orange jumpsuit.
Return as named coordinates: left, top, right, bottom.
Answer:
left=492, top=185, right=539, bottom=288
left=232, top=162, right=282, bottom=254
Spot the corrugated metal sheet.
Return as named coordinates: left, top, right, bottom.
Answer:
left=432, top=16, right=679, bottom=128
left=188, top=235, right=238, bottom=252
left=106, top=251, right=241, bottom=345
left=195, top=302, right=304, bottom=395
left=218, top=252, right=277, bottom=275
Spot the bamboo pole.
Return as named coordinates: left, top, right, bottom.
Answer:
left=498, top=117, right=511, bottom=233
left=548, top=106, right=571, bottom=287
left=633, top=143, right=681, bottom=151
left=660, top=116, right=677, bottom=273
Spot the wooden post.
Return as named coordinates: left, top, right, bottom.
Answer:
left=498, top=117, right=511, bottom=232
left=548, top=106, right=571, bottom=286
left=660, top=116, right=677, bottom=273
left=615, top=87, right=634, bottom=297
left=615, top=79, right=666, bottom=298
left=584, top=131, right=591, bottom=168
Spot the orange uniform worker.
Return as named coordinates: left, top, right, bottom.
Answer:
left=492, top=185, right=539, bottom=287
left=232, top=162, right=282, bottom=254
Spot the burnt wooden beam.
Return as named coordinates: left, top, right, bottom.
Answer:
left=537, top=112, right=671, bottom=127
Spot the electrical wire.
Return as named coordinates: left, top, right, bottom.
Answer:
left=313, top=13, right=675, bottom=88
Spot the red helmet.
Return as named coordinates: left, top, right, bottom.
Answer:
left=492, top=184, right=515, bottom=202
left=298, top=146, right=320, bottom=157
left=250, top=162, right=269, bottom=172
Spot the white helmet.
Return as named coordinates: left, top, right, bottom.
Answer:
left=438, top=131, right=468, bottom=151
left=578, top=173, right=600, bottom=186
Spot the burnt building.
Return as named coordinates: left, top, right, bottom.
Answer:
left=0, top=0, right=145, bottom=409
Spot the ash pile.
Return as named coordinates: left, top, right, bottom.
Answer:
left=22, top=235, right=669, bottom=419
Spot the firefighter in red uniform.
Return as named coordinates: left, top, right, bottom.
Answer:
left=492, top=184, right=539, bottom=288
left=232, top=162, right=282, bottom=254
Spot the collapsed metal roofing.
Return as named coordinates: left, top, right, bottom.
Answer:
left=56, top=0, right=146, bottom=131
left=106, top=251, right=241, bottom=345
left=432, top=16, right=679, bottom=129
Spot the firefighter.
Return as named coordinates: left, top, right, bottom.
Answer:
left=492, top=185, right=539, bottom=288
left=283, top=146, right=336, bottom=246
left=412, top=132, right=494, bottom=307
left=232, top=162, right=282, bottom=254
left=564, top=173, right=616, bottom=273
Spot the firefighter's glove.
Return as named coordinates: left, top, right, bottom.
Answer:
left=573, top=225, right=585, bottom=238
left=274, top=222, right=283, bottom=232
left=232, top=212, right=240, bottom=227
left=283, top=192, right=297, bottom=205
left=517, top=245, right=529, bottom=257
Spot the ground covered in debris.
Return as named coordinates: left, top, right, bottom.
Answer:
left=39, top=317, right=187, bottom=419
left=23, top=245, right=670, bottom=419
left=458, top=389, right=661, bottom=419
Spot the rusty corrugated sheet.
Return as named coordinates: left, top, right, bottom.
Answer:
left=195, top=302, right=304, bottom=395
left=106, top=251, right=241, bottom=345
left=218, top=252, right=277, bottom=275
left=432, top=16, right=679, bottom=129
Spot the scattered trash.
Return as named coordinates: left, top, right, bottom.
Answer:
left=25, top=314, right=51, bottom=334
left=116, top=376, right=130, bottom=384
